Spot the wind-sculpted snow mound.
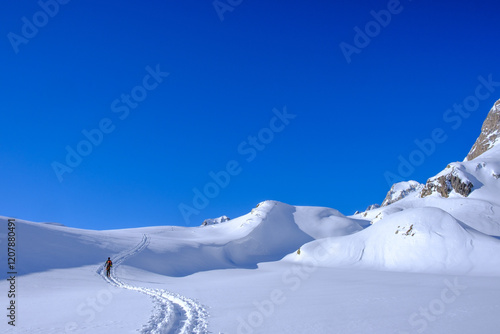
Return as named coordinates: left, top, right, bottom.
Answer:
left=222, top=201, right=314, bottom=266
left=125, top=201, right=364, bottom=276
left=0, top=201, right=364, bottom=278
left=223, top=201, right=364, bottom=266
left=286, top=207, right=500, bottom=275
left=292, top=205, right=365, bottom=238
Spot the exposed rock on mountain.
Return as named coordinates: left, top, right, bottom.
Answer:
left=419, top=99, right=500, bottom=199
left=466, top=99, right=500, bottom=161
left=420, top=165, right=474, bottom=198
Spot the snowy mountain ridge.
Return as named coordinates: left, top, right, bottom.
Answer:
left=3, top=100, right=500, bottom=278
left=2, top=99, right=500, bottom=333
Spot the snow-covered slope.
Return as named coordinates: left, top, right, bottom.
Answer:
left=201, top=215, right=230, bottom=226
left=0, top=217, right=143, bottom=276
left=0, top=201, right=363, bottom=277
left=2, top=195, right=500, bottom=333
left=288, top=207, right=500, bottom=275
left=0, top=202, right=367, bottom=333
left=3, top=195, right=500, bottom=333
left=354, top=143, right=500, bottom=237
left=128, top=201, right=363, bottom=276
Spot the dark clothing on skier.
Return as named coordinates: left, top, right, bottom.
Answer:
left=105, top=258, right=112, bottom=277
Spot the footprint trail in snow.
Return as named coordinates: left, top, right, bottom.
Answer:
left=96, top=234, right=208, bottom=334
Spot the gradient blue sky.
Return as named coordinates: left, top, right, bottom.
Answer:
left=1, top=0, right=499, bottom=229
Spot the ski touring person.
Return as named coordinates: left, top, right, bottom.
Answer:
left=105, top=257, right=112, bottom=278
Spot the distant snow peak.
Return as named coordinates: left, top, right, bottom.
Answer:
left=382, top=180, right=423, bottom=206
left=201, top=215, right=230, bottom=226
left=465, top=99, right=500, bottom=161
left=366, top=204, right=380, bottom=211
left=421, top=164, right=474, bottom=198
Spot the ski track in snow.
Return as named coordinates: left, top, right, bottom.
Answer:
left=96, top=234, right=208, bottom=334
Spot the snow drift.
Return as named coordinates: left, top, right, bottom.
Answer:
left=287, top=207, right=500, bottom=275
left=1, top=201, right=364, bottom=278
left=125, top=201, right=363, bottom=276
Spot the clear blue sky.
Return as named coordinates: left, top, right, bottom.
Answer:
left=1, top=0, right=499, bottom=229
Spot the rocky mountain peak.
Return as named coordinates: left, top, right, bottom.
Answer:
left=465, top=99, right=500, bottom=161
